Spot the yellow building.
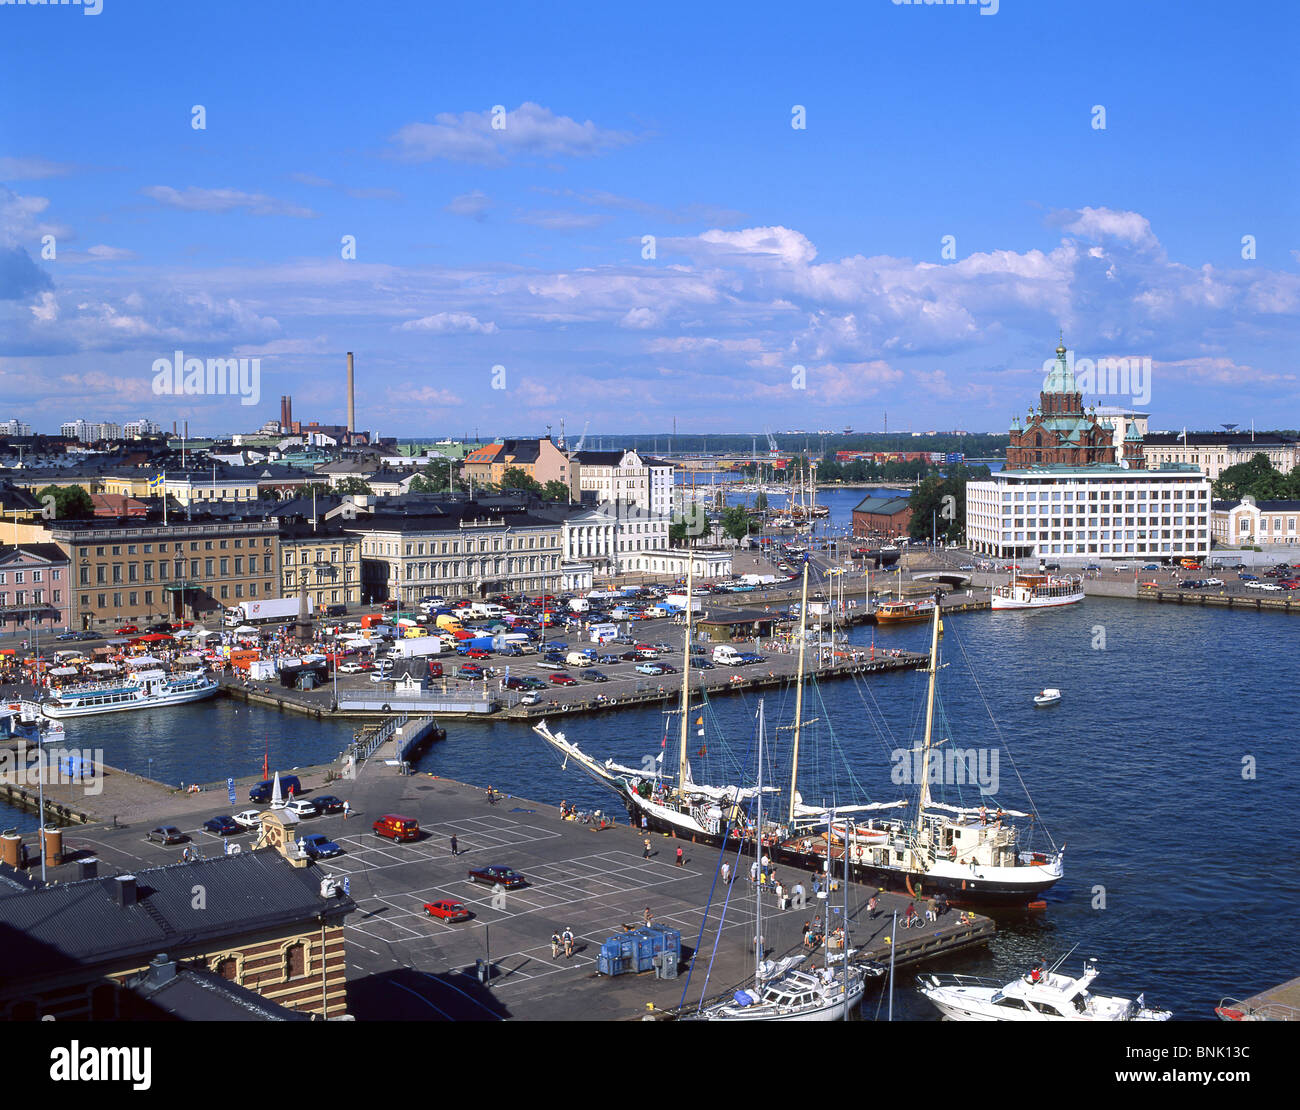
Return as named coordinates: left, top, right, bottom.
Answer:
left=280, top=525, right=362, bottom=609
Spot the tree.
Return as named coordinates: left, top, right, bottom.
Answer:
left=499, top=467, right=542, bottom=494
left=1213, top=453, right=1291, bottom=501
left=541, top=480, right=571, bottom=502
left=720, top=505, right=755, bottom=541
left=669, top=520, right=691, bottom=547
left=334, top=477, right=373, bottom=495
left=36, top=484, right=93, bottom=519
left=754, top=489, right=768, bottom=512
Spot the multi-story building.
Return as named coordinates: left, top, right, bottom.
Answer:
left=967, top=341, right=1210, bottom=561
left=461, top=438, right=575, bottom=495
left=560, top=504, right=673, bottom=577
left=1211, top=499, right=1300, bottom=547
left=279, top=524, right=362, bottom=609
left=1141, top=432, right=1299, bottom=482
left=572, top=449, right=675, bottom=516
left=0, top=419, right=32, bottom=437
left=101, top=470, right=260, bottom=506
left=0, top=838, right=354, bottom=1020
left=350, top=504, right=566, bottom=604
left=122, top=418, right=162, bottom=438
left=47, top=516, right=280, bottom=629
left=0, top=544, right=72, bottom=635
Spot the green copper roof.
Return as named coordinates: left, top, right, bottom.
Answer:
left=1041, top=346, right=1076, bottom=394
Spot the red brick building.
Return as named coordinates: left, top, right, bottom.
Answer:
left=1006, top=342, right=1144, bottom=469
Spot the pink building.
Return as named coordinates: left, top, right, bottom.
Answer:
left=0, top=544, right=72, bottom=635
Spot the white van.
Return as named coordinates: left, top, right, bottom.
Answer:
left=712, top=645, right=742, bottom=666
left=567, top=597, right=591, bottom=613
left=565, top=651, right=592, bottom=667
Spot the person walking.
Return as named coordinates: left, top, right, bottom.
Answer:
left=721, top=861, right=730, bottom=884
left=551, top=931, right=562, bottom=959
left=643, top=837, right=652, bottom=860
left=675, top=846, right=684, bottom=867
left=563, top=927, right=575, bottom=958
left=342, top=800, right=350, bottom=820
left=643, top=906, right=653, bottom=927
left=450, top=834, right=458, bottom=856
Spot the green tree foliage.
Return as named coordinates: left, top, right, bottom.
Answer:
left=36, top=484, right=93, bottom=519
left=669, top=520, right=691, bottom=547
left=499, top=467, right=542, bottom=494
left=334, top=477, right=374, bottom=495
left=1213, top=454, right=1300, bottom=501
left=542, top=480, right=571, bottom=502
left=720, top=504, right=756, bottom=540
left=906, top=464, right=990, bottom=543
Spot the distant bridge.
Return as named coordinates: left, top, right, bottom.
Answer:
left=911, top=571, right=972, bottom=587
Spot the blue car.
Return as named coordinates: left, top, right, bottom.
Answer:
left=203, top=815, right=240, bottom=836
left=299, top=833, right=343, bottom=859
left=1239, top=573, right=1258, bottom=581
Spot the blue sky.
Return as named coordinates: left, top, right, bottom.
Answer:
left=1, top=0, right=1297, bottom=437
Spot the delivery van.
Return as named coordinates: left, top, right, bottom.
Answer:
left=712, top=645, right=743, bottom=666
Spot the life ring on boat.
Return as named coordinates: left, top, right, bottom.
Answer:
left=228, top=843, right=241, bottom=855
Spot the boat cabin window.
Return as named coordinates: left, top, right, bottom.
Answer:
left=993, top=997, right=1034, bottom=1012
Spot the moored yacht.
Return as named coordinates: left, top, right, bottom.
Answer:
left=992, top=572, right=1084, bottom=610
left=918, top=957, right=1171, bottom=1021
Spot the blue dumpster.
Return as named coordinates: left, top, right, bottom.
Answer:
left=597, top=926, right=681, bottom=977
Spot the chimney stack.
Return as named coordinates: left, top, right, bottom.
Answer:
left=110, top=874, right=138, bottom=908
left=346, top=352, right=355, bottom=441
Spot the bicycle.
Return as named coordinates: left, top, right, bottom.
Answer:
left=904, top=912, right=927, bottom=930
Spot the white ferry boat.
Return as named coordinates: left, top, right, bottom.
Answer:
left=40, top=661, right=217, bottom=718
left=992, top=572, right=1084, bottom=611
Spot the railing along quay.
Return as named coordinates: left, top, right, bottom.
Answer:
left=1139, top=587, right=1300, bottom=613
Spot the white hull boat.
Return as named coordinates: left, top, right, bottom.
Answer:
left=1033, top=688, right=1062, bottom=707
left=41, top=669, right=218, bottom=718
left=919, top=958, right=1171, bottom=1021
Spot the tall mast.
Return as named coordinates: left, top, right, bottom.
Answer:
left=916, top=598, right=943, bottom=821
left=787, top=562, right=811, bottom=823
left=754, top=699, right=765, bottom=983
left=677, top=548, right=695, bottom=791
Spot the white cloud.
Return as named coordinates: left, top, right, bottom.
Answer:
left=398, top=312, right=497, bottom=334
left=141, top=186, right=317, bottom=219
left=389, top=102, right=635, bottom=166
left=0, top=157, right=80, bottom=180
left=445, top=190, right=491, bottom=219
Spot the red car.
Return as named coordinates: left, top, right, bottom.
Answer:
left=462, top=648, right=491, bottom=659
left=115, top=625, right=139, bottom=634
left=170, top=620, right=194, bottom=630
left=549, top=673, right=577, bottom=686
left=380, top=601, right=398, bottom=611
left=423, top=899, right=472, bottom=922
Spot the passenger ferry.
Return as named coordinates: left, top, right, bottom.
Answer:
left=40, top=662, right=217, bottom=718
left=873, top=598, right=936, bottom=625
left=992, top=572, right=1085, bottom=611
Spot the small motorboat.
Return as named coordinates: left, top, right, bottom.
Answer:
left=1033, top=688, right=1062, bottom=707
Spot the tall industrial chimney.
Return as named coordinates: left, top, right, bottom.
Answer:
left=346, top=352, right=355, bottom=441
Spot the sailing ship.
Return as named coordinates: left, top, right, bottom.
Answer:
left=992, top=571, right=1084, bottom=611
left=775, top=597, right=1065, bottom=906
left=40, top=659, right=218, bottom=718
left=695, top=705, right=872, bottom=1022
left=918, top=955, right=1171, bottom=1021
left=533, top=558, right=761, bottom=840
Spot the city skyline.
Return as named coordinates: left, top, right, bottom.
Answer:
left=2, top=1, right=1296, bottom=436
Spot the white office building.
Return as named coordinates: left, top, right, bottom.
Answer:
left=0, top=419, right=32, bottom=437
left=572, top=450, right=674, bottom=517
left=966, top=464, right=1212, bottom=561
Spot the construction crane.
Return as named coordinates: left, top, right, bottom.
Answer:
left=764, top=427, right=779, bottom=456
left=571, top=421, right=589, bottom=452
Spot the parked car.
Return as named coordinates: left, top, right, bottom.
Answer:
left=115, top=625, right=139, bottom=635
left=457, top=665, right=483, bottom=679
left=299, top=833, right=343, bottom=859
left=147, top=825, right=187, bottom=845
left=146, top=622, right=173, bottom=633
left=502, top=676, right=528, bottom=690
left=285, top=798, right=320, bottom=818
left=55, top=631, right=83, bottom=641
left=312, top=795, right=346, bottom=814
left=423, top=899, right=472, bottom=922
left=519, top=692, right=544, bottom=706
left=232, top=809, right=263, bottom=829
left=636, top=662, right=667, bottom=676
left=1203, top=578, right=1223, bottom=587
left=1142, top=564, right=1160, bottom=571
left=467, top=865, right=527, bottom=889
left=202, top=815, right=240, bottom=836
left=337, top=661, right=365, bottom=674
left=1239, top=573, right=1259, bottom=581
left=597, top=654, right=621, bottom=665
left=579, top=668, right=608, bottom=682
left=549, top=673, right=578, bottom=686
left=249, top=775, right=301, bottom=802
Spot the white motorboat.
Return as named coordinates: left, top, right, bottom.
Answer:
left=1033, top=688, right=1062, bottom=707
left=992, top=572, right=1085, bottom=611
left=918, top=958, right=1172, bottom=1021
